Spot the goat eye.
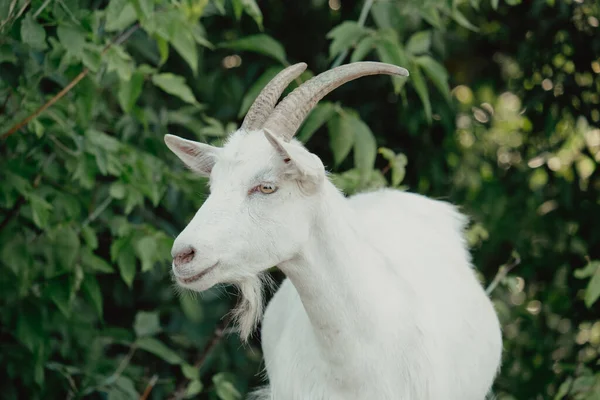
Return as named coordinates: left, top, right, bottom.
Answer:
left=259, top=184, right=277, bottom=194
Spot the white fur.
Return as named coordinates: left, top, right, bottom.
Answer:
left=166, top=130, right=503, bottom=400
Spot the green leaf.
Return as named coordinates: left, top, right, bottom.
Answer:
left=491, top=0, right=500, bottom=10
left=352, top=117, right=377, bottom=185
left=57, top=24, right=86, bottom=57
left=326, top=21, right=369, bottom=60
left=182, top=363, right=200, bottom=380
left=82, top=275, right=103, bottom=317
left=213, top=373, right=242, bottom=400
left=179, top=293, right=204, bottom=323
left=45, top=279, right=72, bottom=317
left=20, top=13, right=47, bottom=50
left=135, top=337, right=184, bottom=364
left=327, top=111, right=355, bottom=166
left=409, top=63, right=432, bottom=123
left=452, top=7, right=479, bottom=32
left=29, top=194, right=53, bottom=228
left=297, top=102, right=336, bottom=143
left=134, top=311, right=161, bottom=337
left=53, top=226, right=81, bottom=272
left=418, top=7, right=442, bottom=29
left=81, top=248, right=114, bottom=273
left=391, top=154, right=408, bottom=187
left=375, top=33, right=409, bottom=93
left=405, top=31, right=431, bottom=55
left=170, top=26, right=198, bottom=74
left=155, top=35, right=169, bottom=65
left=415, top=55, right=451, bottom=103
left=219, top=34, right=287, bottom=64
left=109, top=182, right=127, bottom=199
left=82, top=46, right=102, bottom=72
left=105, top=45, right=135, bottom=81
left=105, top=0, right=137, bottom=32
left=111, top=236, right=137, bottom=287
left=232, top=0, right=263, bottom=30
left=584, top=263, right=600, bottom=308
left=118, top=250, right=136, bottom=287
left=134, top=235, right=156, bottom=272
left=118, top=70, right=144, bottom=112
left=81, top=225, right=98, bottom=250
left=350, top=35, right=376, bottom=63
left=16, top=311, right=43, bottom=352
left=152, top=73, right=199, bottom=105
left=131, top=0, right=154, bottom=21
left=238, top=66, right=284, bottom=118
left=574, top=260, right=599, bottom=279
left=107, top=376, right=139, bottom=400
left=185, top=380, right=203, bottom=398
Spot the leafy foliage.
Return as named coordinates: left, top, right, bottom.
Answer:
left=0, top=0, right=599, bottom=399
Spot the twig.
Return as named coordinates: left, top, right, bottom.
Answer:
left=33, top=0, right=53, bottom=18
left=169, top=315, right=233, bottom=400
left=485, top=252, right=521, bottom=295
left=0, top=89, right=12, bottom=115
left=139, top=374, right=159, bottom=400
left=76, top=196, right=113, bottom=234
left=105, top=344, right=138, bottom=386
left=331, top=0, right=375, bottom=68
left=1, top=22, right=141, bottom=140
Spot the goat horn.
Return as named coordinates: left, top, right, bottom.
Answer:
left=262, top=62, right=409, bottom=142
left=241, top=62, right=308, bottom=131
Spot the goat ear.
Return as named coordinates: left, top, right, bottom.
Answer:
left=164, top=134, right=220, bottom=176
left=264, top=130, right=325, bottom=191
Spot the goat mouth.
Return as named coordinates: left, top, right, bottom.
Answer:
left=178, top=263, right=218, bottom=284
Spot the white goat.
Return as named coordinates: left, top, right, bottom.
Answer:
left=165, top=62, right=503, bottom=400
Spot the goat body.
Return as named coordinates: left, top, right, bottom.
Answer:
left=258, top=184, right=502, bottom=400
left=164, top=62, right=502, bottom=400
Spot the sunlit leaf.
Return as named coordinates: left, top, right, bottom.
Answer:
left=105, top=0, right=137, bottom=32
left=213, top=373, right=242, bottom=400
left=351, top=35, right=376, bottom=63
left=584, top=263, right=600, bottom=308
left=185, top=380, right=204, bottom=398
left=136, top=337, right=184, bottom=364
left=232, top=0, right=263, bottom=29
left=152, top=73, right=199, bottom=105
left=406, top=31, right=431, bottom=55
left=134, top=311, right=161, bottom=337
left=326, top=21, right=369, bottom=60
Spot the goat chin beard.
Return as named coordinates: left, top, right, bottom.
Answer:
left=230, top=273, right=275, bottom=342
left=174, top=271, right=274, bottom=343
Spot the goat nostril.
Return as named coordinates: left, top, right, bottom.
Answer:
left=173, top=247, right=195, bottom=267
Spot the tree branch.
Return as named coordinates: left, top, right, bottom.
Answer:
left=331, top=0, right=375, bottom=68
left=1, top=22, right=140, bottom=140
left=485, top=252, right=521, bottom=295
left=169, top=315, right=233, bottom=400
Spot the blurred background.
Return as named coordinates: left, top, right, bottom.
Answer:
left=1, top=0, right=599, bottom=399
